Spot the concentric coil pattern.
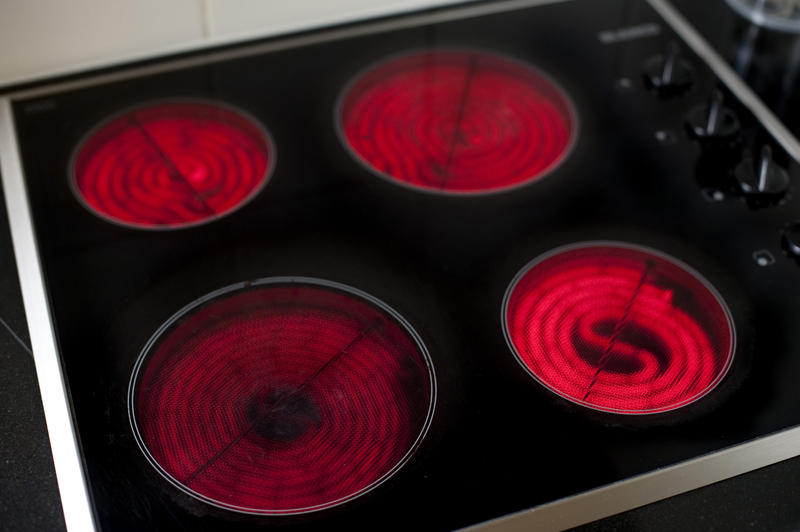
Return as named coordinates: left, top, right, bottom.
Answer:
left=339, top=50, right=576, bottom=194
left=132, top=281, right=434, bottom=514
left=72, top=101, right=272, bottom=228
left=504, top=244, right=735, bottom=414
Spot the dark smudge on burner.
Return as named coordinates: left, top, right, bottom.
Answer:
left=246, top=387, right=322, bottom=443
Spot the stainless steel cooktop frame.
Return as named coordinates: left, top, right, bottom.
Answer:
left=2, top=1, right=799, bottom=530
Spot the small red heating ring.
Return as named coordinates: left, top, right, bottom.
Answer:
left=130, top=278, right=435, bottom=515
left=71, top=101, right=273, bottom=229
left=338, top=49, right=576, bottom=194
left=503, top=243, right=735, bottom=415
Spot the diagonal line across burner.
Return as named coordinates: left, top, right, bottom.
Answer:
left=181, top=321, right=380, bottom=486
left=582, top=261, right=654, bottom=401
left=438, top=54, right=478, bottom=189
left=127, top=114, right=216, bottom=216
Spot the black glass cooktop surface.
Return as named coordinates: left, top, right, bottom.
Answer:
left=7, top=0, right=800, bottom=529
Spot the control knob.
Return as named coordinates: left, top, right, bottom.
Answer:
left=735, top=145, right=790, bottom=204
left=783, top=223, right=800, bottom=258
left=685, top=90, right=740, bottom=142
left=643, top=42, right=695, bottom=96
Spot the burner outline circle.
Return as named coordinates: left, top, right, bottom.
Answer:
left=69, top=98, right=276, bottom=231
left=334, top=47, right=580, bottom=196
left=127, top=276, right=437, bottom=515
left=501, top=241, right=737, bottom=415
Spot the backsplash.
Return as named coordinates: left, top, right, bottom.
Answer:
left=0, top=0, right=473, bottom=87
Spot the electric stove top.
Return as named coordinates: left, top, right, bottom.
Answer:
left=4, top=0, right=800, bottom=530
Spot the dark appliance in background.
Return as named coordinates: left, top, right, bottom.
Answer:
left=4, top=0, right=800, bottom=530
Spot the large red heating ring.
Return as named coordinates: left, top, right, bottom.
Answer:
left=71, top=100, right=274, bottom=229
left=503, top=242, right=736, bottom=415
left=129, top=278, right=436, bottom=515
left=337, top=49, right=577, bottom=194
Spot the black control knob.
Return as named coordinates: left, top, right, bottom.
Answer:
left=735, top=145, right=790, bottom=204
left=685, top=90, right=740, bottom=142
left=783, top=223, right=800, bottom=258
left=643, top=42, right=694, bottom=96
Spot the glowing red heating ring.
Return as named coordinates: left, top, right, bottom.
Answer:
left=503, top=243, right=735, bottom=415
left=72, top=101, right=273, bottom=228
left=338, top=49, right=576, bottom=194
left=130, top=279, right=435, bottom=514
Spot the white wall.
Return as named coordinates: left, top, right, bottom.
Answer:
left=0, top=0, right=472, bottom=87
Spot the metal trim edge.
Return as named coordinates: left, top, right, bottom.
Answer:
left=0, top=97, right=96, bottom=532
left=462, top=425, right=800, bottom=531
